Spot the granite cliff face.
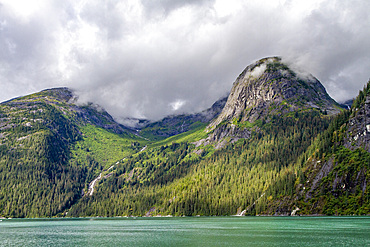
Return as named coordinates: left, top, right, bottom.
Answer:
left=344, top=94, right=370, bottom=152
left=204, top=57, right=340, bottom=146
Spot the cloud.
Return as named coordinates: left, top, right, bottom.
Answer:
left=0, top=0, right=369, bottom=122
left=250, top=64, right=267, bottom=79
left=170, top=99, right=186, bottom=111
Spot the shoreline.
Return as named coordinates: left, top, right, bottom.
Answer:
left=2, top=214, right=370, bottom=220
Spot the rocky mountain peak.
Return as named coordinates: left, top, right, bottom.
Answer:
left=193, top=57, right=343, bottom=149
left=208, top=57, right=340, bottom=131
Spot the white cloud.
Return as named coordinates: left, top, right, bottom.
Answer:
left=0, top=0, right=369, bottom=121
left=250, top=64, right=267, bottom=79
left=2, top=0, right=48, bottom=21
left=170, top=100, right=186, bottom=111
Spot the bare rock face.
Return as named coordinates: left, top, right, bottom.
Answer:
left=344, top=95, right=370, bottom=152
left=203, top=57, right=340, bottom=146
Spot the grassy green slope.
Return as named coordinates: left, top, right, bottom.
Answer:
left=71, top=125, right=146, bottom=169
left=149, top=123, right=208, bottom=147
left=140, top=119, right=207, bottom=142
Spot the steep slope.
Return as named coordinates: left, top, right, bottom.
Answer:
left=0, top=88, right=146, bottom=217
left=0, top=90, right=82, bottom=217
left=263, top=81, right=370, bottom=216
left=201, top=57, right=340, bottom=148
left=343, top=88, right=370, bottom=152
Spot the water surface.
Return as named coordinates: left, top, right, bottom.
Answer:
left=0, top=216, right=369, bottom=246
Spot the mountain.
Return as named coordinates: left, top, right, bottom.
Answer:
left=197, top=57, right=340, bottom=148
left=301, top=82, right=370, bottom=214
left=210, top=57, right=339, bottom=129
left=0, top=57, right=368, bottom=218
left=0, top=88, right=146, bottom=217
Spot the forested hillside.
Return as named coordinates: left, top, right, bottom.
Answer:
left=262, top=81, right=370, bottom=216
left=68, top=109, right=333, bottom=216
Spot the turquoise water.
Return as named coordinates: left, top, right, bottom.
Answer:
left=0, top=217, right=369, bottom=246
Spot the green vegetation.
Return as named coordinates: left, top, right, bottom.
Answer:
left=70, top=124, right=146, bottom=170
left=0, top=97, right=84, bottom=217
left=140, top=118, right=206, bottom=141
left=232, top=118, right=263, bottom=129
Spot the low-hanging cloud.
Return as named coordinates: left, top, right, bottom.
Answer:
left=1, top=0, right=369, bottom=123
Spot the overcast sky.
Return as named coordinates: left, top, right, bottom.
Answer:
left=1, top=0, right=369, bottom=123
